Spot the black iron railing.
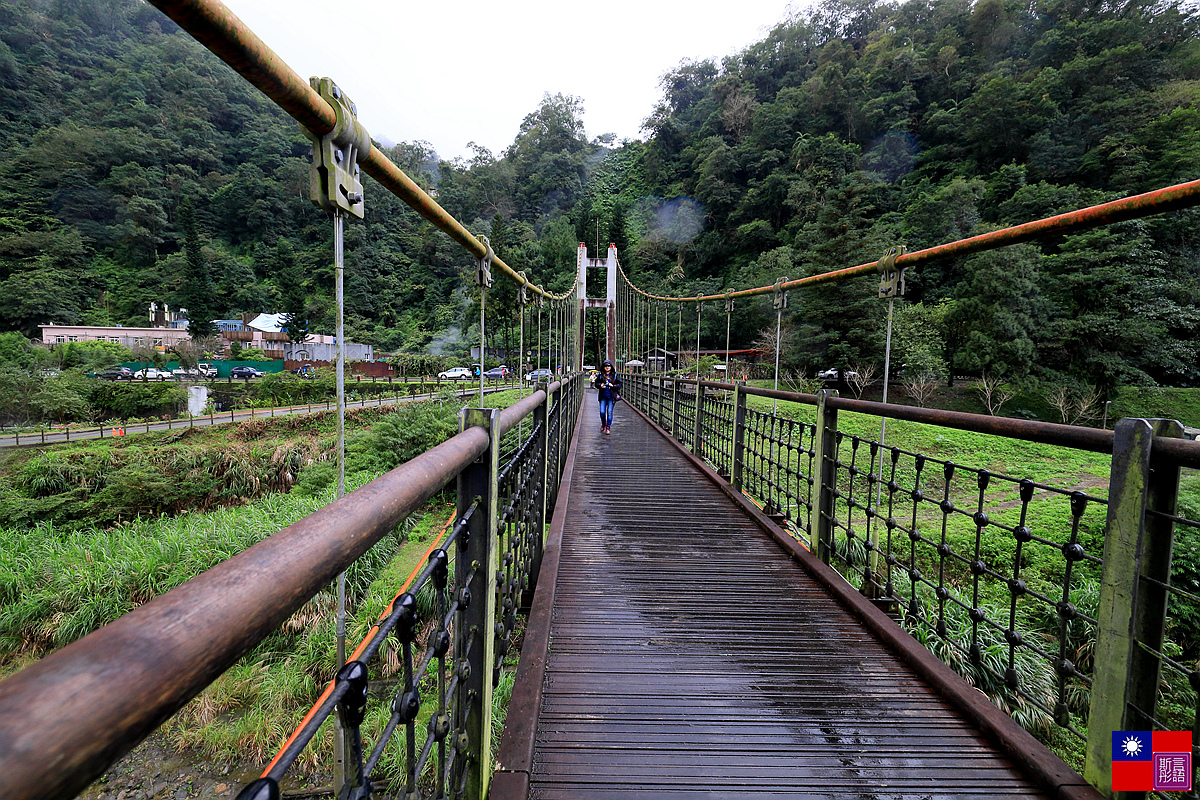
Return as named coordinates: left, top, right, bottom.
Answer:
left=622, top=375, right=1200, bottom=797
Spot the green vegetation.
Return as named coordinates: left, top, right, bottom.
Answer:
left=1, top=0, right=1197, bottom=398
left=2, top=0, right=1198, bottom=780
left=0, top=387, right=537, bottom=779
left=0, top=391, right=479, bottom=528
left=727, top=389, right=1199, bottom=766
left=0, top=332, right=503, bottom=427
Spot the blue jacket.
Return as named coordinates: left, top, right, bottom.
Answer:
left=594, top=371, right=622, bottom=400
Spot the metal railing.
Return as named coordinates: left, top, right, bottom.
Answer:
left=623, top=375, right=1200, bottom=798
left=0, top=376, right=583, bottom=800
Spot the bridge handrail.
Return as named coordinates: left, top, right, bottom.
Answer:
left=0, top=377, right=583, bottom=800
left=145, top=0, right=573, bottom=303
left=622, top=373, right=1199, bottom=795
left=684, top=377, right=1199, bottom=465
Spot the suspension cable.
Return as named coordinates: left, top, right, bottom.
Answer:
left=145, top=0, right=577, bottom=303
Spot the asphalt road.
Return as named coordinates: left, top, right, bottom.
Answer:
left=0, top=383, right=521, bottom=448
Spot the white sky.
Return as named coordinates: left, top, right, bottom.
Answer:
left=222, top=0, right=801, bottom=161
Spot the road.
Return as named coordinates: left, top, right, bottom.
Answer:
left=0, top=383, right=521, bottom=448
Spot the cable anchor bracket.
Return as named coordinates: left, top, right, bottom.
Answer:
left=877, top=245, right=909, bottom=299
left=305, top=77, right=370, bottom=219
left=475, top=235, right=494, bottom=288
left=517, top=271, right=532, bottom=306
left=773, top=277, right=789, bottom=311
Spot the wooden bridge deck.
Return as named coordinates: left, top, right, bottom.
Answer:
left=494, top=397, right=1095, bottom=799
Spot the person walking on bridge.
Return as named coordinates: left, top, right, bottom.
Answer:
left=593, top=360, right=621, bottom=435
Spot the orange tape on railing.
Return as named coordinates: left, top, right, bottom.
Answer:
left=261, top=508, right=457, bottom=777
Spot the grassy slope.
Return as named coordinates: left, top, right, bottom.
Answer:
left=1, top=387, right=534, bottom=782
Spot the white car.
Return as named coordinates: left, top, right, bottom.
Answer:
left=438, top=367, right=473, bottom=380
left=172, top=361, right=218, bottom=379
left=134, top=367, right=173, bottom=381
left=818, top=368, right=860, bottom=381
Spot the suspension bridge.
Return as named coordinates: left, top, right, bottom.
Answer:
left=0, top=1, right=1198, bottom=799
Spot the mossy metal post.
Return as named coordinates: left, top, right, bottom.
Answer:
left=732, top=381, right=747, bottom=494
left=532, top=388, right=550, bottom=588
left=1085, top=417, right=1186, bottom=796
left=813, top=389, right=840, bottom=564
left=457, top=407, right=500, bottom=800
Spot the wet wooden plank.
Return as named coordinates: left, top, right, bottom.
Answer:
left=527, top=409, right=1052, bottom=799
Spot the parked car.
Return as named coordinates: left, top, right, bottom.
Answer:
left=481, top=366, right=511, bottom=380
left=172, top=361, right=216, bottom=379
left=230, top=366, right=263, bottom=379
left=95, top=367, right=134, bottom=381
left=133, top=367, right=173, bottom=381
left=524, top=368, right=554, bottom=383
left=818, top=368, right=860, bottom=381
left=438, top=366, right=473, bottom=381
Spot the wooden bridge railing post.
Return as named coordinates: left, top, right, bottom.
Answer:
left=731, top=381, right=747, bottom=493
left=531, top=385, right=550, bottom=585
left=1084, top=417, right=1186, bottom=797
left=812, top=389, right=839, bottom=564
left=548, top=381, right=562, bottom=502
left=693, top=380, right=705, bottom=459
left=457, top=407, right=501, bottom=800
left=650, top=376, right=660, bottom=427
left=671, top=377, right=680, bottom=435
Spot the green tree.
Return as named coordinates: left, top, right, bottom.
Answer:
left=893, top=301, right=949, bottom=381
left=177, top=201, right=217, bottom=340
left=1040, top=222, right=1200, bottom=393
left=946, top=243, right=1046, bottom=380
left=30, top=376, right=90, bottom=423
left=0, top=331, right=33, bottom=368
left=274, top=240, right=309, bottom=344
left=506, top=93, right=593, bottom=224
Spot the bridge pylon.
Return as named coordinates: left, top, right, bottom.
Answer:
left=577, top=243, right=617, bottom=368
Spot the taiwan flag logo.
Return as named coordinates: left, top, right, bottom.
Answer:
left=1112, top=731, right=1193, bottom=791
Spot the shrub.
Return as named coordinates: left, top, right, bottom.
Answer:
left=294, top=460, right=336, bottom=497
left=347, top=398, right=458, bottom=473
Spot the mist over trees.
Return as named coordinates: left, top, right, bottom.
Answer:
left=1, top=0, right=1198, bottom=392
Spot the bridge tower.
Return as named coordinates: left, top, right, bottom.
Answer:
left=577, top=243, right=618, bottom=367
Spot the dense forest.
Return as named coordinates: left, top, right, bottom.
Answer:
left=1, top=0, right=1198, bottom=395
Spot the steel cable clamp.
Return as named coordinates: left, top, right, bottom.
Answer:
left=475, top=235, right=494, bottom=288
left=773, top=277, right=789, bottom=311
left=517, top=271, right=531, bottom=306
left=877, top=245, right=908, bottom=299
left=305, top=77, right=370, bottom=218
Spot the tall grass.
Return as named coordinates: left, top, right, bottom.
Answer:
left=2, top=389, right=534, bottom=783
left=0, top=473, right=392, bottom=671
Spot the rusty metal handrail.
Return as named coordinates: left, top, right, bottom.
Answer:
left=0, top=387, right=556, bottom=800
left=618, top=178, right=1200, bottom=302
left=144, top=0, right=572, bottom=302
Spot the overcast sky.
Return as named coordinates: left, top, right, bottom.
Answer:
left=223, top=0, right=802, bottom=161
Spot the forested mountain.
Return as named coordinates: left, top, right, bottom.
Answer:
left=1, top=0, right=1198, bottom=392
